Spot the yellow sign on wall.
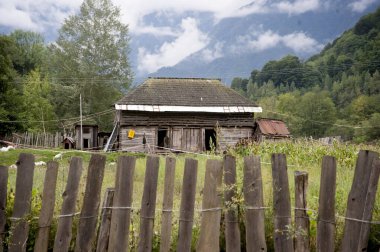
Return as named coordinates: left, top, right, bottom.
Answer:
left=128, top=129, right=135, bottom=139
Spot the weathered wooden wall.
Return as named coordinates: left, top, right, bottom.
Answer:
left=219, top=127, right=253, bottom=150
left=120, top=126, right=156, bottom=152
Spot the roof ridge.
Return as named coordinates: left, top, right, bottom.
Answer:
left=148, top=77, right=222, bottom=81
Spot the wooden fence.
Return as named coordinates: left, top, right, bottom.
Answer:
left=3, top=132, right=64, bottom=148
left=0, top=150, right=379, bottom=251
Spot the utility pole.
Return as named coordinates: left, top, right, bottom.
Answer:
left=80, top=93, right=83, bottom=151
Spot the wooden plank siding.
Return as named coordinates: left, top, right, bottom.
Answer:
left=120, top=127, right=156, bottom=152
left=219, top=127, right=253, bottom=150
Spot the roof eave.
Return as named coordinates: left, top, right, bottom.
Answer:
left=115, top=104, right=262, bottom=113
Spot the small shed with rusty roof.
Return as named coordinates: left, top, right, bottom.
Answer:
left=253, top=118, right=290, bottom=141
left=109, top=77, right=262, bottom=152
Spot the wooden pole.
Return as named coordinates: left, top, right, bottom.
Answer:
left=243, top=155, right=267, bottom=252
left=223, top=155, right=241, bottom=252
left=8, top=153, right=35, bottom=252
left=271, top=153, right=294, bottom=252
left=159, top=157, right=176, bottom=252
left=75, top=154, right=106, bottom=252
left=34, top=161, right=59, bottom=252
left=294, top=171, right=310, bottom=252
left=316, top=156, right=336, bottom=252
left=108, top=156, right=136, bottom=252
left=196, top=159, right=223, bottom=252
left=53, top=157, right=83, bottom=252
left=176, top=158, right=198, bottom=252
left=96, top=188, right=115, bottom=252
left=0, top=165, right=8, bottom=252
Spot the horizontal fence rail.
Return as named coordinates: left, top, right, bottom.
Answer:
left=0, top=150, right=379, bottom=251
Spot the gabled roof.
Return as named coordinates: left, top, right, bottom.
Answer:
left=255, top=119, right=290, bottom=136
left=116, top=77, right=262, bottom=113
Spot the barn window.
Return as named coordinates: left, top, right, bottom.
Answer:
left=157, top=128, right=168, bottom=148
left=83, top=127, right=90, bottom=134
left=205, top=129, right=216, bottom=151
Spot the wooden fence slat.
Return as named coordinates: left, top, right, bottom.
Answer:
left=138, top=155, right=160, bottom=252
left=8, top=153, right=35, bottom=252
left=159, top=157, right=176, bottom=252
left=53, top=157, right=83, bottom=252
left=224, top=155, right=241, bottom=252
left=341, top=150, right=380, bottom=252
left=108, top=156, right=136, bottom=252
left=176, top=158, right=198, bottom=252
left=96, top=188, right=115, bottom=252
left=243, top=155, right=267, bottom=252
left=271, top=153, right=294, bottom=252
left=74, top=154, right=106, bottom=252
left=34, top=161, right=59, bottom=252
left=197, top=159, right=223, bottom=252
left=316, top=156, right=336, bottom=252
left=0, top=165, right=8, bottom=252
left=294, top=171, right=310, bottom=252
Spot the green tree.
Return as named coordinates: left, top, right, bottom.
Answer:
left=50, top=0, right=132, bottom=129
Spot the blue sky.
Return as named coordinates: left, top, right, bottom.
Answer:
left=1, top=0, right=379, bottom=77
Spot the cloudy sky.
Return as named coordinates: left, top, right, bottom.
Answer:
left=0, top=0, right=379, bottom=76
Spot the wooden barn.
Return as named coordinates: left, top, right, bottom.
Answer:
left=75, top=123, right=98, bottom=150
left=109, top=77, right=262, bottom=152
left=253, top=118, right=290, bottom=141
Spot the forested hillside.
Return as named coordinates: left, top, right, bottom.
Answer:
left=232, top=8, right=380, bottom=142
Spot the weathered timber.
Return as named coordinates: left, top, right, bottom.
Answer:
left=341, top=150, right=380, bottom=252
left=138, top=156, right=160, bottom=252
left=159, top=157, right=176, bottom=252
left=34, top=161, right=59, bottom=252
left=108, top=156, right=136, bottom=252
left=294, top=171, right=310, bottom=252
left=75, top=154, right=106, bottom=252
left=197, top=159, right=223, bottom=252
left=0, top=166, right=8, bottom=252
left=316, top=156, right=336, bottom=252
left=8, top=153, right=35, bottom=252
left=243, top=156, right=267, bottom=252
left=176, top=158, right=198, bottom=252
left=96, top=188, right=115, bottom=252
left=224, top=155, right=241, bottom=252
left=271, top=153, right=294, bottom=252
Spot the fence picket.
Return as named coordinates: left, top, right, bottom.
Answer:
left=8, top=153, right=35, bottom=252
left=96, top=188, right=115, bottom=252
left=316, top=156, right=336, bottom=252
left=341, top=150, right=380, bottom=252
left=224, top=155, right=241, bottom=252
left=0, top=166, right=8, bottom=252
left=197, top=159, right=223, bottom=252
left=243, top=155, right=267, bottom=252
left=53, top=157, right=83, bottom=252
left=294, top=171, right=310, bottom=252
left=108, top=156, right=136, bottom=252
left=271, top=153, right=294, bottom=252
left=34, top=161, right=59, bottom=252
left=159, top=157, right=176, bottom=252
left=176, top=158, right=198, bottom=252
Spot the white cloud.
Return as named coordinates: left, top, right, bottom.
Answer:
left=201, top=42, right=224, bottom=62
left=137, top=17, right=209, bottom=73
left=273, top=0, right=320, bottom=14
left=231, top=29, right=322, bottom=54
left=348, top=0, right=377, bottom=12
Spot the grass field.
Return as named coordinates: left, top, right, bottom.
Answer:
left=1, top=139, right=379, bottom=251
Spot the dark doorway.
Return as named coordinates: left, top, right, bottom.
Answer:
left=83, top=139, right=89, bottom=149
left=205, top=129, right=216, bottom=151
left=157, top=128, right=168, bottom=148
left=64, top=143, right=70, bottom=149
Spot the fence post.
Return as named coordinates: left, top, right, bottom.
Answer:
left=159, top=157, right=176, bottom=252
left=96, top=188, right=115, bottom=252
left=74, top=154, right=106, bottom=252
left=176, top=158, right=198, bottom=252
left=34, top=161, right=59, bottom=252
left=108, top=156, right=136, bottom=252
left=316, top=156, right=336, bottom=252
left=138, top=156, right=160, bottom=252
left=0, top=165, right=8, bottom=252
left=243, top=155, right=267, bottom=252
left=53, top=157, right=83, bottom=252
left=271, top=153, right=294, bottom=252
left=223, top=155, right=241, bottom=252
left=341, top=150, right=380, bottom=252
left=197, top=159, right=223, bottom=252
left=294, top=171, right=310, bottom=252
left=8, top=153, right=35, bottom=252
